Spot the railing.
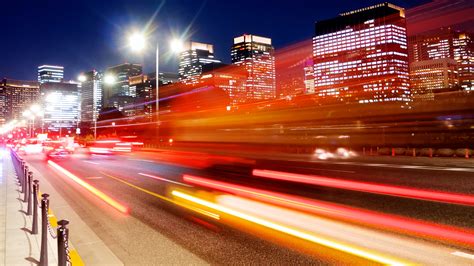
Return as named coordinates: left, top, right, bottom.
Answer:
left=10, top=148, right=72, bottom=266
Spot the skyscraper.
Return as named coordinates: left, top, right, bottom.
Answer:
left=313, top=3, right=411, bottom=104
left=178, top=41, right=221, bottom=83
left=408, top=28, right=473, bottom=92
left=38, top=65, right=64, bottom=84
left=41, top=82, right=80, bottom=133
left=79, top=70, right=103, bottom=126
left=0, top=79, right=40, bottom=124
left=231, top=34, right=276, bottom=102
left=103, top=63, right=142, bottom=110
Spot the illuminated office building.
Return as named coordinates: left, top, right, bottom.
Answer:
left=410, top=58, right=459, bottom=100
left=79, top=70, right=103, bottom=125
left=304, top=59, right=315, bottom=94
left=408, top=28, right=473, bottom=91
left=38, top=65, right=64, bottom=84
left=0, top=79, right=40, bottom=124
left=41, top=82, right=80, bottom=131
left=178, top=41, right=221, bottom=84
left=231, top=34, right=276, bottom=102
left=313, top=3, right=411, bottom=104
left=104, top=63, right=142, bottom=107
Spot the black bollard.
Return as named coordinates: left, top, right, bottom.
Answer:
left=32, top=180, right=39, bottom=234
left=26, top=171, right=33, bottom=215
left=23, top=165, right=29, bottom=196
left=23, top=169, right=30, bottom=203
left=20, top=161, right=25, bottom=192
left=39, top=194, right=49, bottom=266
left=57, top=220, right=70, bottom=266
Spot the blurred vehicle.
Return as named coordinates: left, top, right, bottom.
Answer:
left=120, top=136, right=144, bottom=151
left=88, top=139, right=132, bottom=155
left=22, top=139, right=43, bottom=154
left=45, top=143, right=70, bottom=159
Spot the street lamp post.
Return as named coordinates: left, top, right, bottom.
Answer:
left=127, top=32, right=183, bottom=144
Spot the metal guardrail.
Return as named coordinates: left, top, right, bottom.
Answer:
left=10, top=148, right=71, bottom=266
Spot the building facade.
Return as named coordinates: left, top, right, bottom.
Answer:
left=40, top=82, right=80, bottom=132
left=103, top=63, right=142, bottom=108
left=178, top=42, right=221, bottom=84
left=408, top=28, right=473, bottom=92
left=410, top=58, right=459, bottom=100
left=231, top=34, right=276, bottom=102
left=80, top=70, right=103, bottom=125
left=38, top=65, right=64, bottom=84
left=313, top=3, right=411, bottom=104
left=0, top=79, right=40, bottom=124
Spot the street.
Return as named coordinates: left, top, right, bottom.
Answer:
left=22, top=149, right=474, bottom=265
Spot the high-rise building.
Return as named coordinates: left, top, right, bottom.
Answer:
left=38, top=65, right=64, bottom=84
left=79, top=70, right=103, bottom=126
left=408, top=28, right=473, bottom=92
left=410, top=58, right=459, bottom=100
left=231, top=34, right=276, bottom=102
left=313, top=3, right=411, bottom=104
left=128, top=72, right=180, bottom=119
left=41, top=82, right=80, bottom=132
left=0, top=79, right=40, bottom=124
left=200, top=64, right=246, bottom=106
left=103, top=63, right=142, bottom=106
left=178, top=41, right=221, bottom=83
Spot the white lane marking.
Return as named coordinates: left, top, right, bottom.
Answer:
left=451, top=251, right=474, bottom=260
left=138, top=173, right=192, bottom=187
left=83, top=160, right=99, bottom=165
left=85, top=176, right=103, bottom=180
left=128, top=158, right=155, bottom=163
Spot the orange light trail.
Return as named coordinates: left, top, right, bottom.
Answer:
left=171, top=190, right=409, bottom=265
left=253, top=169, right=474, bottom=206
left=47, top=160, right=129, bottom=214
left=183, top=174, right=474, bottom=246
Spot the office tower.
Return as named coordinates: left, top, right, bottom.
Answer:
left=178, top=41, right=221, bottom=83
left=40, top=82, right=80, bottom=133
left=0, top=79, right=40, bottom=124
left=38, top=65, right=64, bottom=84
left=304, top=59, right=315, bottom=94
left=313, top=3, right=411, bottom=104
left=231, top=34, right=276, bottom=102
left=103, top=63, right=142, bottom=106
left=408, top=28, right=473, bottom=92
left=79, top=70, right=103, bottom=126
left=200, top=64, right=246, bottom=106
left=410, top=59, right=459, bottom=100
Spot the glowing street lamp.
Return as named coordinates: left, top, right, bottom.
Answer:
left=126, top=31, right=184, bottom=139
left=104, top=74, right=116, bottom=85
left=78, top=74, right=87, bottom=83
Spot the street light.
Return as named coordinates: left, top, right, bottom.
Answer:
left=78, top=74, right=87, bottom=83
left=104, top=74, right=116, bottom=85
left=126, top=31, right=184, bottom=142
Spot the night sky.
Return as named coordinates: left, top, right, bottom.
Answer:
left=1, top=0, right=428, bottom=81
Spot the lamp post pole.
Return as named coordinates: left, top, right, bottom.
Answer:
left=155, top=43, right=160, bottom=143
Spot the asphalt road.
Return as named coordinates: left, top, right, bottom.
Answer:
left=22, top=149, right=474, bottom=265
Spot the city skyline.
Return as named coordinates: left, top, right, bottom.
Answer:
left=1, top=0, right=436, bottom=81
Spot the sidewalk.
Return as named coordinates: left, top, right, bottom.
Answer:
left=0, top=149, right=123, bottom=265
left=0, top=150, right=58, bottom=265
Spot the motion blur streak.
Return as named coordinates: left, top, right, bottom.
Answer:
left=47, top=161, right=129, bottom=214
left=171, top=190, right=408, bottom=265
left=99, top=172, right=219, bottom=220
left=253, top=169, right=474, bottom=206
left=183, top=175, right=474, bottom=246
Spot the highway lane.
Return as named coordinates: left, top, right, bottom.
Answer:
left=24, top=153, right=324, bottom=265
left=22, top=151, right=474, bottom=264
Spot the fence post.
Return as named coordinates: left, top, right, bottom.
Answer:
left=429, top=148, right=433, bottom=158
left=465, top=148, right=470, bottom=159
left=23, top=165, right=29, bottom=196
left=40, top=194, right=49, bottom=266
left=392, top=148, right=395, bottom=157
left=23, top=169, right=30, bottom=203
left=26, top=171, right=33, bottom=215
left=19, top=160, right=25, bottom=190
left=32, top=180, right=39, bottom=235
left=57, top=220, right=70, bottom=266
left=412, top=148, right=416, bottom=157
